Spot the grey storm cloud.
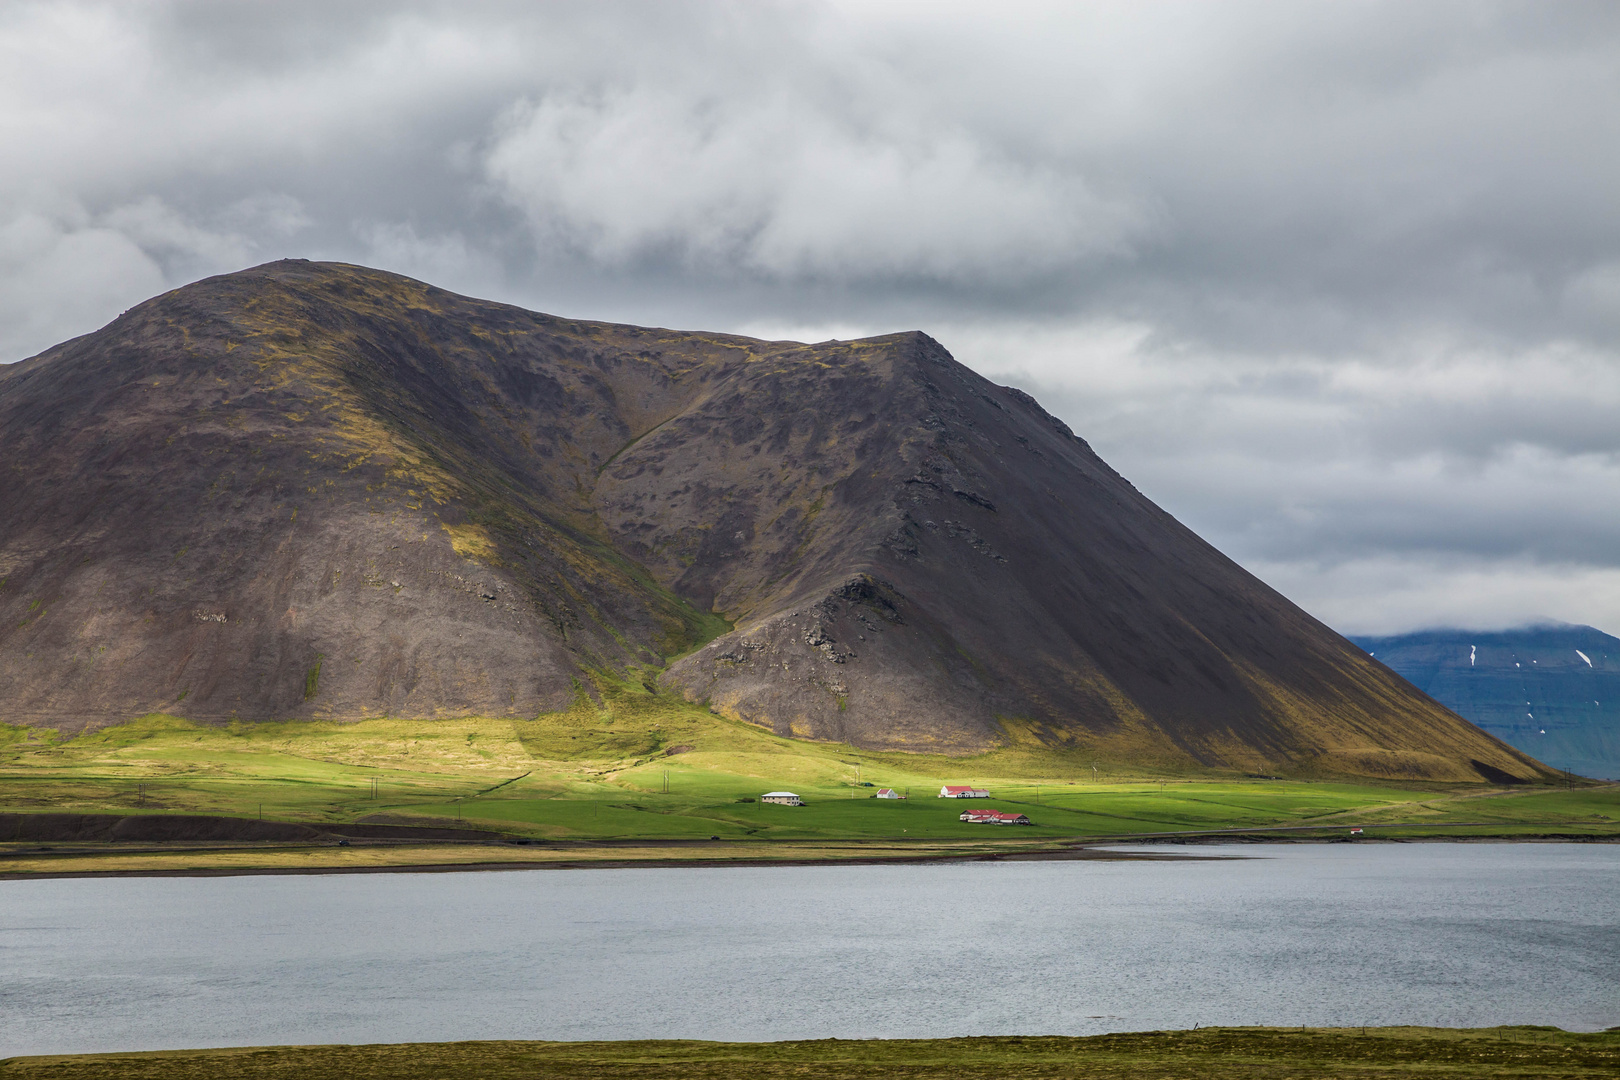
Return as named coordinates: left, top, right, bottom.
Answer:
left=3, top=0, right=1619, bottom=634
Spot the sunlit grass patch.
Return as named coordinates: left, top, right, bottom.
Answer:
left=1, top=683, right=1615, bottom=851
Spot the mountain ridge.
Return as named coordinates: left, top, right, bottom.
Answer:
left=1351, top=624, right=1620, bottom=780
left=0, top=260, right=1551, bottom=783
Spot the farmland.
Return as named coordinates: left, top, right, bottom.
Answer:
left=2, top=679, right=1616, bottom=875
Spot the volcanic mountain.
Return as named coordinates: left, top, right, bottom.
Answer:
left=0, top=261, right=1549, bottom=782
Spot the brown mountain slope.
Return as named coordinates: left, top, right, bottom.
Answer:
left=0, top=261, right=1550, bottom=781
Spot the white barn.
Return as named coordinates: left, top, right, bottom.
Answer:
left=939, top=785, right=989, bottom=798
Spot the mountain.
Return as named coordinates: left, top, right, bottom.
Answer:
left=0, top=261, right=1550, bottom=782
left=1350, top=625, right=1620, bottom=780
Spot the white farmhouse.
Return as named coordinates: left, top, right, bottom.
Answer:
left=939, top=785, right=989, bottom=798
left=875, top=788, right=902, bottom=799
left=761, top=791, right=803, bottom=806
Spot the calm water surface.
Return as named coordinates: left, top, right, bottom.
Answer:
left=2, top=844, right=1615, bottom=1056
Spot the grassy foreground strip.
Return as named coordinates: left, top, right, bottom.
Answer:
left=5, top=1029, right=1618, bottom=1080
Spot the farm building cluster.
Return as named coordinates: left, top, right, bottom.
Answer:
left=959, top=809, right=1031, bottom=825
left=756, top=785, right=1033, bottom=825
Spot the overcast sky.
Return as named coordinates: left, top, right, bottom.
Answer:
left=4, top=0, right=1619, bottom=635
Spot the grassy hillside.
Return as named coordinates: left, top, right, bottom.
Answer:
left=6, top=1029, right=1618, bottom=1080
left=2, top=679, right=1614, bottom=860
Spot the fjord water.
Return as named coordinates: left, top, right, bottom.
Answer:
left=2, top=844, right=1615, bottom=1057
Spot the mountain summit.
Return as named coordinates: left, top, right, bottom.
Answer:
left=0, top=261, right=1548, bottom=782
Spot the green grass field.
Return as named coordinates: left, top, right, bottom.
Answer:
left=3, top=676, right=1617, bottom=852
left=5, top=1029, right=1617, bottom=1080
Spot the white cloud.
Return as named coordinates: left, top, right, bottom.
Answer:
left=941, top=319, right=1620, bottom=631
left=1252, top=555, right=1620, bottom=637
left=0, top=191, right=315, bottom=359
left=353, top=219, right=509, bottom=302
left=102, top=197, right=254, bottom=268
left=483, top=86, right=1152, bottom=282
left=0, top=201, right=165, bottom=360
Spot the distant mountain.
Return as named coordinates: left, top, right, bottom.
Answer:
left=1349, top=625, right=1620, bottom=780
left=0, top=260, right=1551, bottom=782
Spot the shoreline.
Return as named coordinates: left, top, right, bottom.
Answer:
left=0, top=843, right=1219, bottom=881
left=3, top=831, right=1614, bottom=881
left=2, top=806, right=1614, bottom=882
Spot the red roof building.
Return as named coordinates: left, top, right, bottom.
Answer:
left=959, top=809, right=1032, bottom=825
